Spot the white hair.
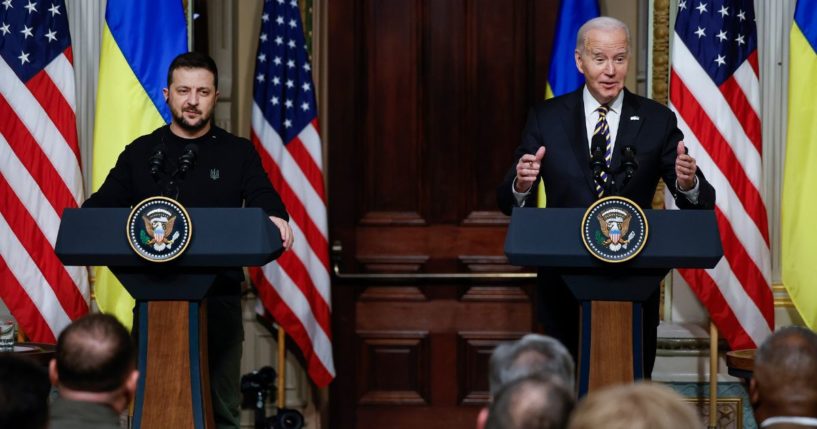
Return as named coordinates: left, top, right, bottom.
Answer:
left=575, top=16, right=631, bottom=54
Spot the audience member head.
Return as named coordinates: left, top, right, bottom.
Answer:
left=481, top=374, right=574, bottom=429
left=50, top=313, right=138, bottom=413
left=568, top=382, right=700, bottom=429
left=489, top=334, right=575, bottom=397
left=751, top=326, right=817, bottom=424
left=0, top=354, right=50, bottom=429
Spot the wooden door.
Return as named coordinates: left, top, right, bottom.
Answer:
left=328, top=1, right=558, bottom=427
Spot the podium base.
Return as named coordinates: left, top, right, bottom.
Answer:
left=133, top=301, right=215, bottom=428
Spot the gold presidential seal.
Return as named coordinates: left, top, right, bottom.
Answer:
left=126, top=196, right=192, bottom=262
left=581, top=196, right=649, bottom=263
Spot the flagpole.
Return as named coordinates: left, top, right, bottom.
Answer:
left=708, top=321, right=718, bottom=429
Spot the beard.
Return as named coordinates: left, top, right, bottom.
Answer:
left=171, top=105, right=212, bottom=132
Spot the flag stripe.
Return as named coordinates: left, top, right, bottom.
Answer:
left=0, top=96, right=78, bottom=217
left=0, top=212, right=74, bottom=341
left=0, top=176, right=88, bottom=319
left=0, top=254, right=59, bottom=343
left=669, top=0, right=772, bottom=350
left=27, top=65, right=81, bottom=164
left=251, top=0, right=334, bottom=386
left=669, top=73, right=770, bottom=244
left=0, top=131, right=87, bottom=292
left=678, top=268, right=758, bottom=348
left=253, top=271, right=334, bottom=386
left=252, top=132, right=330, bottom=271
left=674, top=109, right=772, bottom=282
left=0, top=0, right=88, bottom=344
left=0, top=57, right=83, bottom=206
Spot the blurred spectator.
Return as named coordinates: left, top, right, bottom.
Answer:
left=480, top=374, right=574, bottom=429
left=568, top=382, right=701, bottom=429
left=751, top=326, right=817, bottom=428
left=49, top=313, right=137, bottom=429
left=0, top=353, right=50, bottom=429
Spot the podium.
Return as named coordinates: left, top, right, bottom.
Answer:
left=56, top=207, right=283, bottom=428
left=505, top=207, right=722, bottom=395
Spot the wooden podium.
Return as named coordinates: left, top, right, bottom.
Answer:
left=505, top=208, right=722, bottom=395
left=56, top=207, right=283, bottom=428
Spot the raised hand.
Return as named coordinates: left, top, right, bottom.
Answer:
left=514, top=146, right=546, bottom=193
left=675, top=141, right=697, bottom=191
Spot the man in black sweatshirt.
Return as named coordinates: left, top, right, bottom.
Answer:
left=84, top=52, right=293, bottom=429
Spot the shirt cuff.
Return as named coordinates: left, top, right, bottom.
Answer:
left=512, top=178, right=531, bottom=207
left=676, top=176, right=700, bottom=205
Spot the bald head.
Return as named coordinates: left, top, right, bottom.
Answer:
left=751, top=326, right=817, bottom=421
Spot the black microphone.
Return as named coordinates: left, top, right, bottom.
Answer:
left=177, top=143, right=199, bottom=178
left=589, top=133, right=606, bottom=179
left=620, top=145, right=638, bottom=186
left=149, top=143, right=166, bottom=183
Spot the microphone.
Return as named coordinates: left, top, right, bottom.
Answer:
left=149, top=143, right=166, bottom=183
left=589, top=133, right=606, bottom=179
left=177, top=143, right=199, bottom=178
left=620, top=145, right=638, bottom=186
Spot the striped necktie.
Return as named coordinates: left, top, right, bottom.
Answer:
left=593, top=105, right=612, bottom=197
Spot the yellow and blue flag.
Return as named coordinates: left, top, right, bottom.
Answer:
left=92, top=0, right=187, bottom=329
left=783, top=0, right=817, bottom=329
left=538, top=0, right=599, bottom=206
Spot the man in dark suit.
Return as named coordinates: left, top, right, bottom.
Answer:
left=497, top=16, right=715, bottom=377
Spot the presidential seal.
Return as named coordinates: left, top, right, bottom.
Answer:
left=126, top=196, right=192, bottom=262
left=581, top=196, right=648, bottom=263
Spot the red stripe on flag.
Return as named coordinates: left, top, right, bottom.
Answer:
left=64, top=46, right=73, bottom=64
left=26, top=70, right=81, bottom=163
left=670, top=71, right=770, bottom=244
left=251, top=132, right=329, bottom=270
left=251, top=270, right=334, bottom=386
left=0, top=175, right=88, bottom=320
left=286, top=135, right=327, bottom=202
left=718, top=76, right=761, bottom=154
left=273, top=250, right=332, bottom=331
left=0, top=256, right=57, bottom=343
left=713, top=207, right=774, bottom=321
left=747, top=50, right=759, bottom=78
left=678, top=268, right=757, bottom=349
left=0, top=95, right=78, bottom=215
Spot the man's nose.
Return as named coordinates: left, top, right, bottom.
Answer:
left=604, top=61, right=615, bottom=75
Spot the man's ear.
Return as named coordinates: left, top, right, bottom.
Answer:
left=748, top=377, right=760, bottom=408
left=48, top=358, right=59, bottom=386
left=162, top=87, right=169, bottom=103
left=124, top=369, right=139, bottom=400
left=476, top=406, right=489, bottom=429
left=574, top=50, right=584, bottom=74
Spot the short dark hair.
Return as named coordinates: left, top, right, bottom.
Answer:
left=0, top=354, right=50, bottom=429
left=486, top=374, right=575, bottom=429
left=755, top=326, right=817, bottom=396
left=167, top=51, right=219, bottom=89
left=490, top=334, right=575, bottom=397
left=56, top=313, right=135, bottom=392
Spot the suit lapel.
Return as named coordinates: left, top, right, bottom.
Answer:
left=614, top=90, right=644, bottom=167
left=561, top=89, right=599, bottom=195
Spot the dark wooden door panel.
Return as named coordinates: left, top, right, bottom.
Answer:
left=329, top=0, right=558, bottom=427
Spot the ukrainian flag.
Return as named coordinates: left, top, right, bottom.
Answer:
left=92, top=0, right=187, bottom=329
left=538, top=0, right=599, bottom=207
left=783, top=0, right=817, bottom=329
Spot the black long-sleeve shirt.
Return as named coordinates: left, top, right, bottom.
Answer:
left=84, top=125, right=288, bottom=220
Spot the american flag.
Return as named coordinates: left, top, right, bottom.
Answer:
left=249, top=0, right=334, bottom=386
left=0, top=0, right=88, bottom=342
left=668, top=0, right=773, bottom=349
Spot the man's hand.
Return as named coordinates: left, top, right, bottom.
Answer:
left=675, top=141, right=697, bottom=191
left=514, top=146, right=546, bottom=193
left=269, top=216, right=294, bottom=251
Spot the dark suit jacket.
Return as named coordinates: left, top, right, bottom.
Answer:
left=497, top=87, right=715, bottom=212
